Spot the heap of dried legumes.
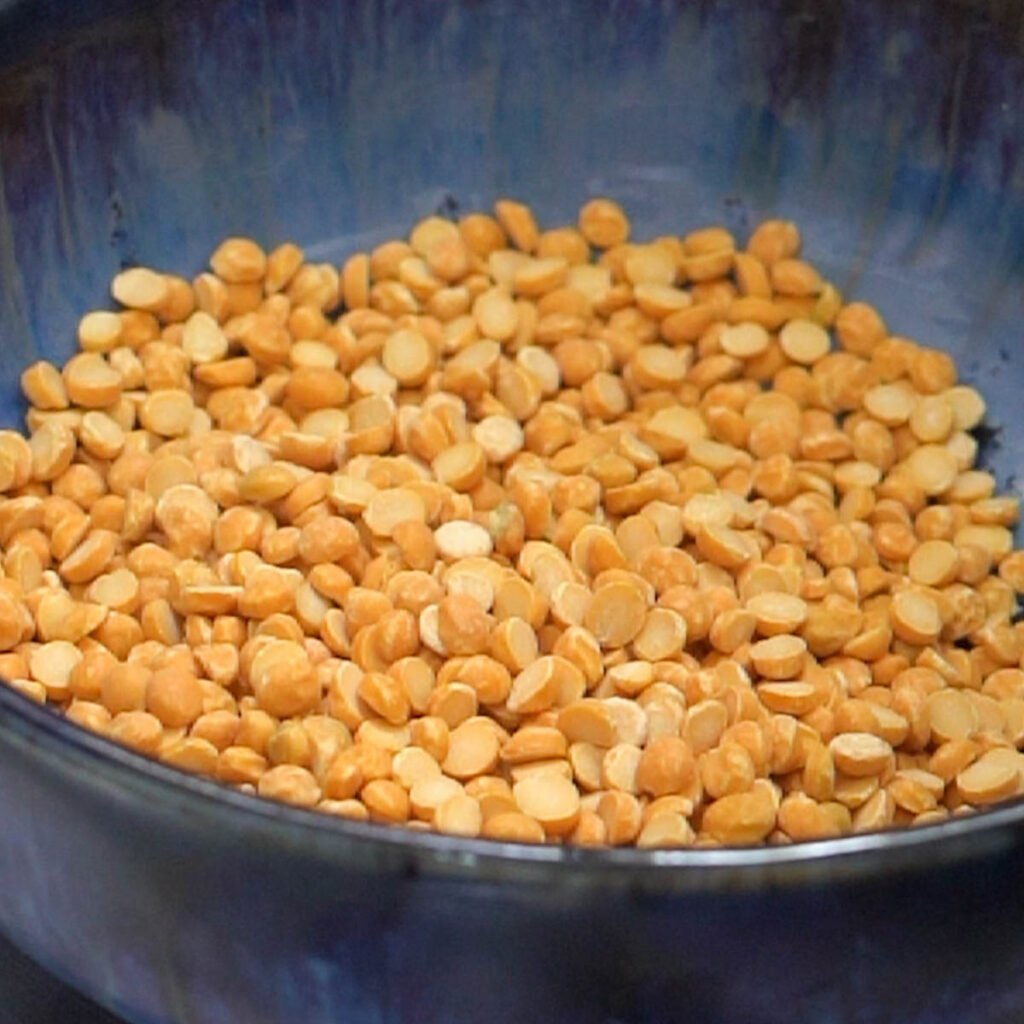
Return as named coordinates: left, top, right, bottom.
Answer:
left=3, top=196, right=1024, bottom=847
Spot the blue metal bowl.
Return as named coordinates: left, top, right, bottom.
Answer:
left=1, top=1, right=1023, bottom=1021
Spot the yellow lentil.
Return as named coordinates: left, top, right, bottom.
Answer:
left=0, top=199, right=1018, bottom=849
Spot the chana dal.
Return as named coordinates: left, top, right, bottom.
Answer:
left=3, top=196, right=1024, bottom=849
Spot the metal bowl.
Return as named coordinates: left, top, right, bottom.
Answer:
left=1, top=1, right=1023, bottom=1021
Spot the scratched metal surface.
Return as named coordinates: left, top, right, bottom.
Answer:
left=0, top=2, right=1023, bottom=1024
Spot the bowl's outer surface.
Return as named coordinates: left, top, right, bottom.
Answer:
left=1, top=0, right=1024, bottom=1022
left=6, top=687, right=1024, bottom=1024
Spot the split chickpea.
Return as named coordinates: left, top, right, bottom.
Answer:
left=2, top=197, right=1022, bottom=849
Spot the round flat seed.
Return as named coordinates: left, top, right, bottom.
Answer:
left=473, top=286, right=519, bottom=340
left=210, top=238, right=267, bottom=283
left=80, top=412, right=125, bottom=460
left=624, top=245, right=676, bottom=287
left=632, top=608, right=687, bottom=661
left=944, top=386, right=986, bottom=430
left=633, top=284, right=692, bottom=318
left=514, top=257, right=569, bottom=296
left=434, top=793, right=483, bottom=837
left=701, top=788, right=776, bottom=845
left=749, top=634, right=807, bottom=680
left=64, top=354, right=122, bottom=408
left=905, top=444, right=959, bottom=496
left=641, top=406, right=708, bottom=459
left=472, top=416, right=525, bottom=463
left=21, top=362, right=68, bottom=410
left=508, top=759, right=573, bottom=785
left=601, top=743, right=643, bottom=793
left=688, top=439, right=745, bottom=473
left=182, top=312, right=229, bottom=364
left=482, top=811, right=546, bottom=844
left=957, top=749, right=1023, bottom=806
left=78, top=311, right=123, bottom=353
left=363, top=488, right=427, bottom=537
left=410, top=775, right=463, bottom=820
left=834, top=461, right=881, bottom=491
left=578, top=198, right=630, bottom=248
left=239, top=464, right=297, bottom=503
left=558, top=700, right=617, bottom=748
left=954, top=524, right=1013, bottom=560
left=443, top=719, right=501, bottom=780
left=507, top=657, right=564, bottom=715
left=500, top=726, right=567, bottom=765
left=432, top=442, right=486, bottom=491
left=682, top=492, right=734, bottom=533
left=584, top=582, right=647, bottom=648
left=111, top=267, right=169, bottom=311
left=513, top=773, right=581, bottom=836
left=779, top=319, right=830, bottom=364
left=632, top=346, right=689, bottom=388
left=145, top=454, right=198, bottom=500
left=890, top=590, right=942, bottom=645
left=908, top=540, right=959, bottom=587
left=382, top=329, right=435, bottom=387
left=59, top=529, right=118, bottom=584
left=745, top=592, right=808, bottom=635
left=721, top=322, right=770, bottom=359
left=29, top=641, right=83, bottom=698
left=435, top=520, right=493, bottom=560
left=637, top=811, right=695, bottom=849
left=757, top=681, right=822, bottom=716
left=927, top=689, right=979, bottom=744
left=829, top=732, right=893, bottom=777
left=139, top=390, right=195, bottom=437
left=863, top=384, right=916, bottom=426
left=909, top=395, right=954, bottom=443
left=695, top=523, right=752, bottom=570
left=392, top=747, right=442, bottom=790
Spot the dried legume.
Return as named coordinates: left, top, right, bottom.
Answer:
left=3, top=198, right=1023, bottom=849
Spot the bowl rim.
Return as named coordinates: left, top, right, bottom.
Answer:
left=3, top=680, right=1022, bottom=885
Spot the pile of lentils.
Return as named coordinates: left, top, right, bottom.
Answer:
left=3, top=196, right=1024, bottom=847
